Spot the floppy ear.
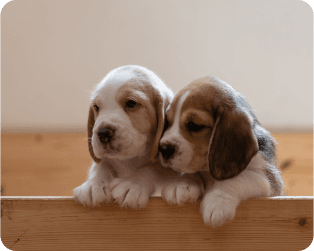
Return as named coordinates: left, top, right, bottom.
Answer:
left=150, top=92, right=171, bottom=161
left=207, top=106, right=258, bottom=180
left=87, top=106, right=101, bottom=163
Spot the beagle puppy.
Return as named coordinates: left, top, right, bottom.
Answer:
left=73, top=65, right=202, bottom=209
left=159, top=76, right=284, bottom=227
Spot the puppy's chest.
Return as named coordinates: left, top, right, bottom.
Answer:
left=110, top=161, right=142, bottom=178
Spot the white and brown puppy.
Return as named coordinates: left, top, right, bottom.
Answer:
left=73, top=65, right=202, bottom=209
left=159, top=76, right=284, bottom=227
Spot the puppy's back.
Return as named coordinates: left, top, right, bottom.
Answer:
left=234, top=92, right=285, bottom=196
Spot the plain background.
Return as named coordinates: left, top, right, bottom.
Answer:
left=1, top=4, right=313, bottom=251
left=1, top=0, right=313, bottom=132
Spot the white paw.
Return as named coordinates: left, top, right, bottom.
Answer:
left=73, top=181, right=113, bottom=207
left=200, top=193, right=239, bottom=228
left=109, top=178, right=151, bottom=209
left=161, top=179, right=203, bottom=206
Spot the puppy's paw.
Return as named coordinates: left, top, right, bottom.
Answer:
left=73, top=181, right=113, bottom=207
left=109, top=178, right=151, bottom=209
left=200, top=193, right=239, bottom=228
left=161, top=179, right=203, bottom=206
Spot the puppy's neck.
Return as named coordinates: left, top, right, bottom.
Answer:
left=101, top=154, right=159, bottom=178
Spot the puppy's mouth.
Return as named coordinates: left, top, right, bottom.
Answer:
left=100, top=140, right=143, bottom=159
left=159, top=148, right=182, bottom=164
left=163, top=162, right=186, bottom=173
left=159, top=153, right=181, bottom=172
left=93, top=126, right=148, bottom=159
left=101, top=142, right=122, bottom=155
left=104, top=147, right=119, bottom=154
left=159, top=152, right=200, bottom=174
left=160, top=157, right=171, bottom=167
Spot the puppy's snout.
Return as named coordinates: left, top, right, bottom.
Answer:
left=98, top=127, right=115, bottom=143
left=159, top=142, right=176, bottom=160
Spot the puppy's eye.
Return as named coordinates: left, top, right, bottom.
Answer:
left=126, top=100, right=138, bottom=108
left=187, top=121, right=205, bottom=132
left=93, top=105, right=99, bottom=112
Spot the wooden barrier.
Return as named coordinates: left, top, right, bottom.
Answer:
left=1, top=133, right=313, bottom=250
left=1, top=196, right=313, bottom=251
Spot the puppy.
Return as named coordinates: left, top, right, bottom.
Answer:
left=159, top=76, right=284, bottom=227
left=73, top=65, right=202, bottom=209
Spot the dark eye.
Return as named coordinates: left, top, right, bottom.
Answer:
left=187, top=121, right=205, bottom=132
left=93, top=105, right=99, bottom=112
left=126, top=100, right=138, bottom=108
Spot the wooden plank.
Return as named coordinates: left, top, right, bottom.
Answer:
left=1, top=196, right=313, bottom=251
left=1, top=133, right=313, bottom=196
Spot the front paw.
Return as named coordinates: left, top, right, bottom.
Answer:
left=161, top=179, right=203, bottom=206
left=73, top=181, right=113, bottom=207
left=200, top=193, right=239, bottom=228
left=109, top=178, right=151, bottom=209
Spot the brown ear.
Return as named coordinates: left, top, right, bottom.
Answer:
left=207, top=106, right=258, bottom=180
left=150, top=92, right=171, bottom=161
left=88, top=106, right=101, bottom=163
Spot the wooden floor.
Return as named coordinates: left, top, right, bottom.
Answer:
left=1, top=132, right=313, bottom=196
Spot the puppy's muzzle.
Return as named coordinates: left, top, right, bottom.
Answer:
left=159, top=143, right=176, bottom=160
left=98, top=127, right=115, bottom=144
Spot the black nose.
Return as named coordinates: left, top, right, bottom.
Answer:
left=159, top=143, right=176, bottom=160
left=98, top=127, right=115, bottom=143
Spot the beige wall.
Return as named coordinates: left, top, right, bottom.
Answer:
left=2, top=0, right=312, bottom=132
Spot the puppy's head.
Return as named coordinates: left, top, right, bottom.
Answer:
left=88, top=65, right=172, bottom=163
left=159, top=77, right=258, bottom=180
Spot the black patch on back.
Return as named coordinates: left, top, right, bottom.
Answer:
left=236, top=94, right=276, bottom=162
left=254, top=123, right=276, bottom=162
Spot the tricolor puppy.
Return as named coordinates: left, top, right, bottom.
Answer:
left=159, top=76, right=284, bottom=227
left=73, top=65, right=202, bottom=209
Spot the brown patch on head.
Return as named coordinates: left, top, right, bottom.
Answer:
left=115, top=73, right=171, bottom=161
left=208, top=105, right=258, bottom=180
left=173, top=76, right=258, bottom=179
left=87, top=105, right=101, bottom=163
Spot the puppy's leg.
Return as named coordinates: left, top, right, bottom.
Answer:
left=109, top=166, right=158, bottom=209
left=109, top=165, right=181, bottom=209
left=73, top=162, right=115, bottom=206
left=200, top=167, right=271, bottom=228
left=161, top=173, right=204, bottom=205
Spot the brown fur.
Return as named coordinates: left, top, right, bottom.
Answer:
left=207, top=105, right=258, bottom=180
left=88, top=106, right=101, bottom=163
left=115, top=81, right=170, bottom=161
left=167, top=76, right=276, bottom=181
left=87, top=71, right=171, bottom=164
left=159, top=76, right=284, bottom=226
left=116, top=84, right=157, bottom=140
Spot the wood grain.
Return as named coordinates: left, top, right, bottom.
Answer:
left=1, top=196, right=313, bottom=251
left=1, top=132, right=313, bottom=196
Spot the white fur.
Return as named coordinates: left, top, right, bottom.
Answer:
left=73, top=162, right=114, bottom=206
left=91, top=68, right=148, bottom=159
left=160, top=85, right=272, bottom=227
left=200, top=153, right=271, bottom=227
left=74, top=65, right=179, bottom=208
left=158, top=90, right=204, bottom=204
left=159, top=91, right=194, bottom=172
left=161, top=173, right=205, bottom=205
